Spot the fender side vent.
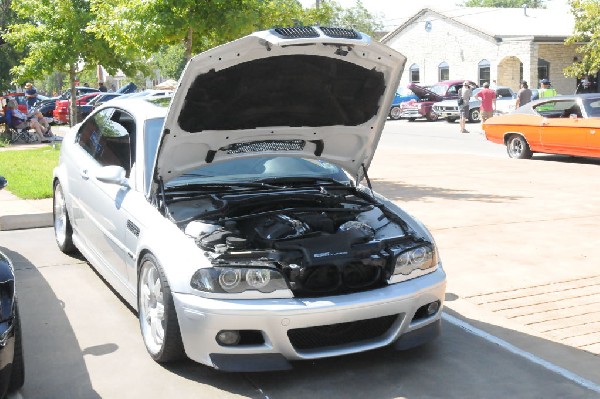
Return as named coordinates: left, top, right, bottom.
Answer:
left=127, top=220, right=140, bottom=237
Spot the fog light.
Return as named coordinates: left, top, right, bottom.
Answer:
left=216, top=330, right=241, bottom=346
left=427, top=301, right=440, bottom=316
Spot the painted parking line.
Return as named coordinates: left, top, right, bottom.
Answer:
left=442, top=313, right=600, bottom=394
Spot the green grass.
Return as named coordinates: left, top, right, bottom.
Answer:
left=0, top=145, right=61, bottom=199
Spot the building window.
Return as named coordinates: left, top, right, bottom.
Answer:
left=478, top=59, right=490, bottom=87
left=538, top=58, right=549, bottom=84
left=438, top=62, right=449, bottom=81
left=409, top=64, right=420, bottom=83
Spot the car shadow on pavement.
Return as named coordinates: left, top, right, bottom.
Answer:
left=371, top=179, right=524, bottom=203
left=0, top=246, right=101, bottom=399
left=532, top=154, right=600, bottom=165
left=163, top=315, right=600, bottom=399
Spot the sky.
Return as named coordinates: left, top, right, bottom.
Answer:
left=299, top=0, right=571, bottom=31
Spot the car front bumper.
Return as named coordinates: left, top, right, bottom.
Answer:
left=173, top=267, right=446, bottom=371
left=399, top=108, right=426, bottom=119
left=433, top=107, right=459, bottom=118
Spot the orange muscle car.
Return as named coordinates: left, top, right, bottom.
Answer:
left=483, top=94, right=600, bottom=159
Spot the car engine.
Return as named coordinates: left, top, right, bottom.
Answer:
left=167, top=187, right=429, bottom=296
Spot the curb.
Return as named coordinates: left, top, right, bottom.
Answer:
left=0, top=212, right=53, bottom=231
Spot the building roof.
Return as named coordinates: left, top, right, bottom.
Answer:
left=382, top=6, right=575, bottom=44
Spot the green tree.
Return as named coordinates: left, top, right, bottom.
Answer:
left=564, top=0, right=600, bottom=78
left=326, top=0, right=383, bottom=36
left=5, top=0, right=144, bottom=124
left=151, top=45, right=187, bottom=81
left=462, top=0, right=545, bottom=7
left=0, top=0, right=24, bottom=91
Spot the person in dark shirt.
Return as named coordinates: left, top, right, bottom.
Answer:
left=24, top=82, right=38, bottom=110
left=98, top=82, right=108, bottom=92
left=515, top=81, right=532, bottom=108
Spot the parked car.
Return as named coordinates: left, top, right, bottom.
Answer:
left=0, top=250, right=25, bottom=398
left=483, top=93, right=600, bottom=159
left=52, top=27, right=446, bottom=372
left=31, top=86, right=101, bottom=121
left=53, top=92, right=101, bottom=124
left=0, top=93, right=28, bottom=114
left=400, top=80, right=478, bottom=121
left=433, top=86, right=517, bottom=123
left=388, top=86, right=418, bottom=120
left=77, top=92, right=124, bottom=121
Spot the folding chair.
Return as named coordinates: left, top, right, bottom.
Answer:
left=5, top=110, right=38, bottom=144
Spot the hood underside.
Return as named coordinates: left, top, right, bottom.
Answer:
left=407, top=83, right=443, bottom=102
left=156, top=27, right=406, bottom=186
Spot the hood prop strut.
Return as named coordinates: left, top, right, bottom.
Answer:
left=158, top=177, right=167, bottom=215
left=361, top=163, right=374, bottom=198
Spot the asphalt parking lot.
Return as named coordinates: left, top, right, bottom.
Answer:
left=2, top=119, right=599, bottom=398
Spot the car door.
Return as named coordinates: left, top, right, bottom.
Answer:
left=533, top=99, right=589, bottom=155
left=582, top=98, right=600, bottom=155
left=71, top=107, right=135, bottom=284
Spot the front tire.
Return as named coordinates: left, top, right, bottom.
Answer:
left=468, top=108, right=481, bottom=122
left=138, top=253, right=185, bottom=363
left=389, top=106, right=402, bottom=120
left=53, top=181, right=76, bottom=253
left=426, top=111, right=439, bottom=121
left=506, top=134, right=532, bottom=159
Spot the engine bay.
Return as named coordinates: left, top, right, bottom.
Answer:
left=165, top=186, right=428, bottom=296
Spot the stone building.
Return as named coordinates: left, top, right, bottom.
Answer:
left=381, top=6, right=580, bottom=95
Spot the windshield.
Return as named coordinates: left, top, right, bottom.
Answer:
left=166, top=157, right=351, bottom=187
left=429, top=84, right=448, bottom=96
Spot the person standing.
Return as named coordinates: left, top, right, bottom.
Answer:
left=24, top=82, right=38, bottom=110
left=458, top=81, right=473, bottom=133
left=538, top=79, right=557, bottom=98
left=476, top=82, right=496, bottom=129
left=515, top=81, right=532, bottom=108
left=98, top=82, right=108, bottom=92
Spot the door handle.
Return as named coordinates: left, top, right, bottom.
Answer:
left=80, top=169, right=89, bottom=180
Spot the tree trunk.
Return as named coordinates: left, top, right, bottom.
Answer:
left=69, top=65, right=77, bottom=127
left=184, top=26, right=193, bottom=60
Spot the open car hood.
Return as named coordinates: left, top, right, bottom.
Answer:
left=406, top=83, right=443, bottom=102
left=156, top=27, right=405, bottom=186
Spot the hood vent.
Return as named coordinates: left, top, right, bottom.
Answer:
left=225, top=140, right=305, bottom=154
left=320, top=27, right=361, bottom=39
left=273, top=27, right=319, bottom=38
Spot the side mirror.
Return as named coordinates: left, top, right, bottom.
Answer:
left=96, top=165, right=129, bottom=187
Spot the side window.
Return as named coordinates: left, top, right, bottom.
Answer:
left=76, top=108, right=134, bottom=176
left=496, top=89, right=511, bottom=98
left=533, top=100, right=577, bottom=117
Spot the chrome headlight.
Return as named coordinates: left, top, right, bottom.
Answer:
left=392, top=244, right=436, bottom=276
left=191, top=267, right=289, bottom=294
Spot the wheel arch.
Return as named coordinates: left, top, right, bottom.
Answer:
left=503, top=131, right=530, bottom=147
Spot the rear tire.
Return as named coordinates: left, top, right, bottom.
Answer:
left=138, top=253, right=185, bottom=363
left=53, top=181, right=76, bottom=254
left=506, top=134, right=532, bottom=159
